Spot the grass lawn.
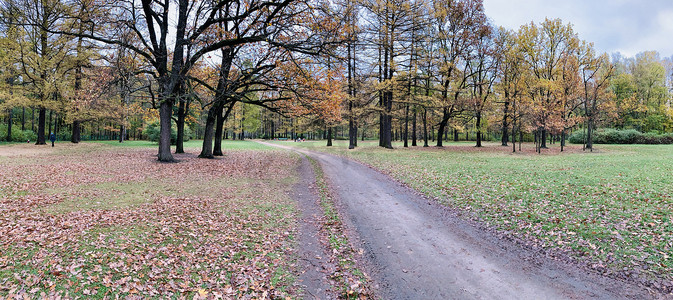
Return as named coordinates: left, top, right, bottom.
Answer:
left=0, top=140, right=301, bottom=298
left=275, top=139, right=673, bottom=287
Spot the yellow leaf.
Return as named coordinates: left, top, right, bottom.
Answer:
left=197, top=289, right=208, bottom=297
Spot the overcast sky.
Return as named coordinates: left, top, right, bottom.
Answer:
left=482, top=0, right=673, bottom=59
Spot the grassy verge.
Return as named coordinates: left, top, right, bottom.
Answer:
left=0, top=141, right=300, bottom=298
left=274, top=140, right=673, bottom=292
left=307, top=156, right=369, bottom=299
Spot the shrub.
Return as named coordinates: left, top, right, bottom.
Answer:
left=142, top=121, right=191, bottom=145
left=0, top=125, right=38, bottom=142
left=569, top=128, right=673, bottom=145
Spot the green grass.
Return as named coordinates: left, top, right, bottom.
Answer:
left=45, top=181, right=167, bottom=213
left=277, top=140, right=673, bottom=284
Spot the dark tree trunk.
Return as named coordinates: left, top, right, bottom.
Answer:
left=36, top=108, right=46, bottom=145
left=454, top=129, right=459, bottom=142
left=347, top=36, right=357, bottom=149
left=412, top=107, right=417, bottom=146
left=175, top=99, right=186, bottom=153
left=21, top=107, right=25, bottom=131
left=213, top=104, right=226, bottom=156
left=423, top=108, right=428, bottom=147
left=119, top=124, right=126, bottom=143
left=541, top=128, right=548, bottom=149
left=199, top=102, right=220, bottom=159
left=71, top=121, right=81, bottom=143
left=436, top=117, right=448, bottom=147
left=512, top=123, right=516, bottom=153
left=327, top=127, right=333, bottom=146
left=382, top=93, right=393, bottom=149
left=404, top=104, right=409, bottom=147
left=158, top=100, right=174, bottom=162
left=48, top=110, right=53, bottom=136
left=586, top=119, right=594, bottom=151
left=348, top=116, right=357, bottom=149
left=501, top=100, right=509, bottom=146
left=476, top=113, right=482, bottom=147
left=6, top=108, right=12, bottom=141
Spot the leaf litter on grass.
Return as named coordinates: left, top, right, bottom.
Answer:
left=0, top=145, right=302, bottom=299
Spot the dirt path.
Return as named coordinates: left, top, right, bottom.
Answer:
left=264, top=142, right=656, bottom=300
left=291, top=155, right=336, bottom=299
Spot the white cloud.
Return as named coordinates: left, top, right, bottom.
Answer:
left=482, top=0, right=673, bottom=58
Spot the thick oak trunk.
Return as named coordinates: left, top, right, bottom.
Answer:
left=158, top=100, right=174, bottom=162
left=199, top=104, right=218, bottom=159
left=436, top=117, right=448, bottom=147
left=71, top=121, right=81, bottom=143
left=213, top=105, right=225, bottom=156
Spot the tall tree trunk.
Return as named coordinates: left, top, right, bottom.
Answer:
left=436, top=115, right=448, bottom=147
left=454, top=129, right=459, bottom=142
left=199, top=103, right=219, bottom=159
left=501, top=99, right=509, bottom=146
left=71, top=121, right=81, bottom=143
left=21, top=107, right=25, bottom=131
left=158, top=100, right=174, bottom=162
left=327, top=127, right=333, bottom=146
left=423, top=108, right=428, bottom=147
left=48, top=110, right=53, bottom=136
left=541, top=128, right=548, bottom=149
left=73, top=35, right=84, bottom=144
left=586, top=118, right=594, bottom=151
left=119, top=124, right=126, bottom=143
left=347, top=36, right=357, bottom=149
left=36, top=108, right=46, bottom=145
left=404, top=104, right=409, bottom=147
left=240, top=114, right=245, bottom=141
left=412, top=107, right=417, bottom=146
left=476, top=113, right=482, bottom=147
left=213, top=104, right=226, bottom=156
left=6, top=109, right=12, bottom=141
left=512, top=123, right=516, bottom=153
left=383, top=92, right=393, bottom=149
left=175, top=98, right=186, bottom=153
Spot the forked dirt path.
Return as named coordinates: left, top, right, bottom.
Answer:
left=263, top=142, right=656, bottom=300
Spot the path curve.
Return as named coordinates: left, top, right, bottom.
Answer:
left=263, top=142, right=655, bottom=300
